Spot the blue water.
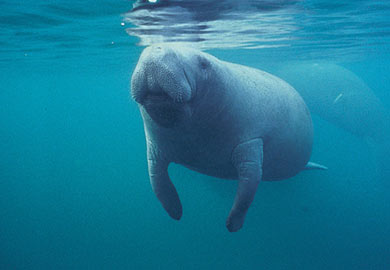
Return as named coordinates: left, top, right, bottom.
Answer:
left=1, top=1, right=390, bottom=269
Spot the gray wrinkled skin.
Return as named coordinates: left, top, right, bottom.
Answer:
left=131, top=43, right=318, bottom=232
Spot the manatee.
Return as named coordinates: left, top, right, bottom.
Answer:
left=131, top=43, right=326, bottom=232
left=274, top=62, right=388, bottom=142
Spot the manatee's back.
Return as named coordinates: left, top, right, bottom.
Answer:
left=275, top=62, right=388, bottom=142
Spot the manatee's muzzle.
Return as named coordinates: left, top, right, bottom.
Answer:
left=131, top=64, right=193, bottom=103
left=141, top=92, right=192, bottom=128
left=132, top=73, right=192, bottom=127
left=131, top=44, right=197, bottom=127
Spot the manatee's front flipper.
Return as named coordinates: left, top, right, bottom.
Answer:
left=227, top=138, right=263, bottom=232
left=147, top=143, right=182, bottom=220
left=304, top=162, right=328, bottom=171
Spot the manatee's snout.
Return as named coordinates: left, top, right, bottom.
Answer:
left=131, top=45, right=194, bottom=105
left=131, top=44, right=195, bottom=127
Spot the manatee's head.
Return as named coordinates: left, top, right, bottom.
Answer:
left=131, top=43, right=212, bottom=127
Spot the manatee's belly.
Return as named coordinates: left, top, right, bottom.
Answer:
left=181, top=162, right=238, bottom=180
left=169, top=135, right=310, bottom=181
left=261, top=138, right=311, bottom=180
left=171, top=142, right=239, bottom=180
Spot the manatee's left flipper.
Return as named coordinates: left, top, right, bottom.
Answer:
left=227, top=138, right=263, bottom=232
left=147, top=142, right=182, bottom=220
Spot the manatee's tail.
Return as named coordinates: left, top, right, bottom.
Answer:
left=303, top=162, right=328, bottom=171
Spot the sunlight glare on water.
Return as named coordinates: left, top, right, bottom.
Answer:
left=124, top=0, right=390, bottom=60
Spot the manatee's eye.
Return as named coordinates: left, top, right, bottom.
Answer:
left=198, top=56, right=210, bottom=70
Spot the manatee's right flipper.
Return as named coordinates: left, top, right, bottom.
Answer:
left=147, top=142, right=182, bottom=220
left=304, top=162, right=328, bottom=171
left=227, top=138, right=263, bottom=232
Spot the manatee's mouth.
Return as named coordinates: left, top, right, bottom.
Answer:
left=142, top=92, right=187, bottom=128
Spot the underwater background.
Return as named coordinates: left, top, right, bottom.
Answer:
left=1, top=0, right=390, bottom=269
